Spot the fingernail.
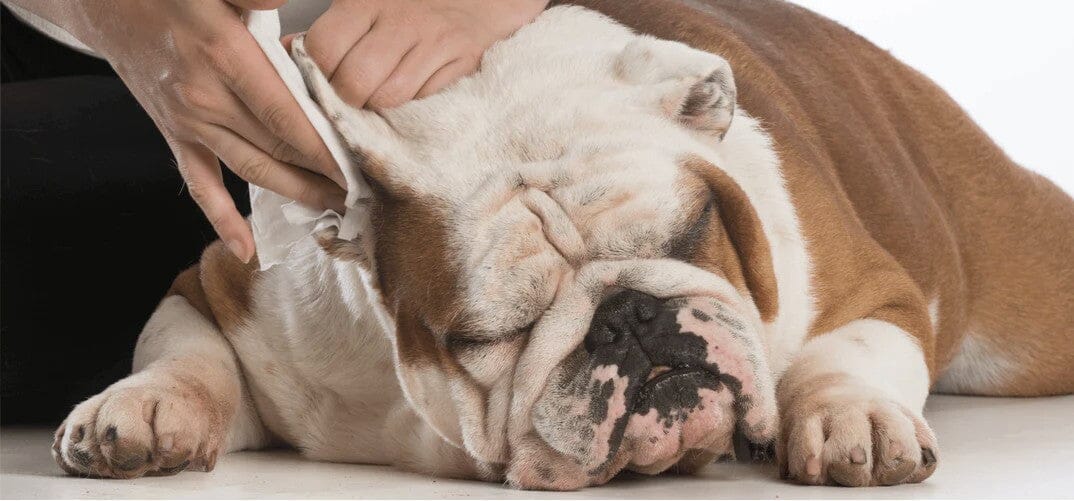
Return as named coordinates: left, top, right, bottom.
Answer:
left=226, top=239, right=249, bottom=263
left=805, top=454, right=822, bottom=477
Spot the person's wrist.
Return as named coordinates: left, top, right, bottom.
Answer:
left=63, top=1, right=136, bottom=61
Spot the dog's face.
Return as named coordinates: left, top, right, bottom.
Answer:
left=298, top=7, right=779, bottom=489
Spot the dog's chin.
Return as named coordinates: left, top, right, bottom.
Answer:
left=507, top=368, right=739, bottom=490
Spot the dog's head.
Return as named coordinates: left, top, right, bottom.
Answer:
left=296, top=7, right=778, bottom=489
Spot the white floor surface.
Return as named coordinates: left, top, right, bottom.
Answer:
left=2, top=395, right=1072, bottom=499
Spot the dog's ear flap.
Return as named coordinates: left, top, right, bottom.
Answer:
left=674, top=66, right=736, bottom=139
left=390, top=310, right=509, bottom=465
left=684, top=158, right=778, bottom=322
left=292, top=35, right=418, bottom=198
left=391, top=311, right=468, bottom=448
left=616, top=37, right=737, bottom=140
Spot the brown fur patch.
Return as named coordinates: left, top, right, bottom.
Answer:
left=314, top=228, right=371, bottom=268
left=198, top=241, right=259, bottom=334
left=681, top=156, right=779, bottom=322
left=371, top=196, right=465, bottom=365
left=166, top=265, right=214, bottom=321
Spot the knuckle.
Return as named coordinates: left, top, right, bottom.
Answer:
left=292, top=182, right=317, bottom=206
left=462, top=45, right=484, bottom=63
left=206, top=210, right=229, bottom=231
left=310, top=147, right=336, bottom=172
left=368, top=84, right=407, bottom=109
left=169, top=82, right=216, bottom=114
left=436, top=26, right=465, bottom=47
left=332, top=73, right=374, bottom=106
left=303, top=33, right=333, bottom=72
left=237, top=0, right=287, bottom=9
left=233, top=154, right=273, bottom=183
left=257, top=103, right=294, bottom=134
left=268, top=138, right=297, bottom=163
left=200, top=32, right=242, bottom=75
left=184, top=179, right=210, bottom=204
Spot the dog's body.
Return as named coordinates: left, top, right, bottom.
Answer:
left=53, top=0, right=1073, bottom=490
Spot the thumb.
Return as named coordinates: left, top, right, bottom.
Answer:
left=280, top=32, right=302, bottom=53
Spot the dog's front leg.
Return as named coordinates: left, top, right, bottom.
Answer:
left=51, top=291, right=267, bottom=478
left=776, top=319, right=940, bottom=487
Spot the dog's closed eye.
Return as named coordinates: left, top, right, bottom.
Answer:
left=446, top=321, right=537, bottom=356
left=667, top=191, right=715, bottom=260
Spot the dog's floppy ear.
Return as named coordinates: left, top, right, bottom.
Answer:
left=616, top=37, right=737, bottom=139
left=391, top=310, right=512, bottom=466
left=683, top=158, right=779, bottom=322
left=292, top=35, right=419, bottom=198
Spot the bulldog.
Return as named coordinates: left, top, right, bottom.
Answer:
left=52, top=0, right=1074, bottom=490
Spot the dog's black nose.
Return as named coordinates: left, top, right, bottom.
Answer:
left=584, top=289, right=663, bottom=353
left=585, top=289, right=710, bottom=370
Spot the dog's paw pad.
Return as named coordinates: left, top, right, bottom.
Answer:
left=52, top=373, right=223, bottom=479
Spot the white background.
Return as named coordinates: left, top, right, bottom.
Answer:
left=791, top=0, right=1074, bottom=194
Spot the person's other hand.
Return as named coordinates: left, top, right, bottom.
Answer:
left=72, top=0, right=346, bottom=262
left=300, top=0, right=549, bottom=110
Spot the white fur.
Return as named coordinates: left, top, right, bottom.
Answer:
left=708, top=113, right=815, bottom=377
left=224, top=239, right=402, bottom=463
left=135, top=296, right=268, bottom=453
left=933, top=332, right=1015, bottom=394
left=786, top=319, right=931, bottom=414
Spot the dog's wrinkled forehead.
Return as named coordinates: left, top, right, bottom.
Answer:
left=364, top=9, right=734, bottom=334
left=449, top=150, right=698, bottom=335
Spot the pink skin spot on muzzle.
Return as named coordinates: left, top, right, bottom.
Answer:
left=674, top=297, right=776, bottom=442
left=586, top=366, right=630, bottom=468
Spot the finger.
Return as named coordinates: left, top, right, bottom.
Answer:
left=222, top=30, right=341, bottom=182
left=226, top=0, right=287, bottom=10
left=208, top=88, right=346, bottom=187
left=415, top=56, right=481, bottom=100
left=280, top=32, right=299, bottom=53
left=330, top=21, right=417, bottom=108
left=368, top=41, right=462, bottom=110
left=172, top=141, right=254, bottom=263
left=197, top=123, right=346, bottom=213
left=304, top=6, right=375, bottom=79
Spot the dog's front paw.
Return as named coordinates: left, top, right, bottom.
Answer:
left=777, top=379, right=939, bottom=487
left=52, top=371, right=224, bottom=478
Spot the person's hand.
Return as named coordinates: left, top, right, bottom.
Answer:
left=300, top=0, right=549, bottom=110
left=66, top=0, right=347, bottom=262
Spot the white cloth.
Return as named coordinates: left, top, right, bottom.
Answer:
left=244, top=10, right=369, bottom=270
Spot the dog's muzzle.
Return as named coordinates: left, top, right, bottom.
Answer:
left=521, top=288, right=774, bottom=489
